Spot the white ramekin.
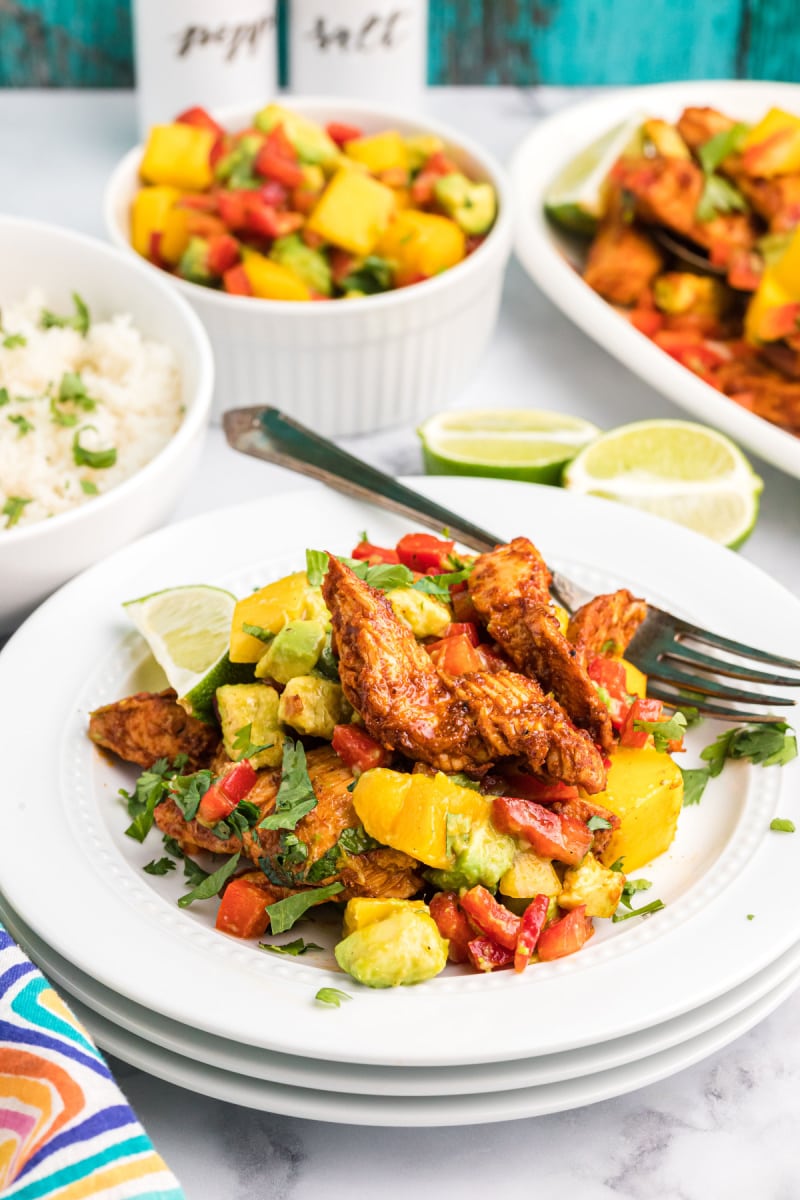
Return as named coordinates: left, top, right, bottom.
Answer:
left=0, top=216, right=213, bottom=631
left=104, top=97, right=513, bottom=434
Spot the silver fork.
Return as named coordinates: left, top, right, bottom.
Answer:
left=223, top=406, right=800, bottom=724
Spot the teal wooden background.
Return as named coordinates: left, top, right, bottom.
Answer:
left=1, top=0, right=799, bottom=87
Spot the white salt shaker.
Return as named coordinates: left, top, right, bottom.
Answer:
left=288, top=0, right=428, bottom=109
left=133, top=0, right=278, bottom=136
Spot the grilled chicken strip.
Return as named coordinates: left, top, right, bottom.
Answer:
left=469, top=538, right=614, bottom=752
left=323, top=556, right=606, bottom=792
left=567, top=589, right=648, bottom=663
left=89, top=689, right=220, bottom=770
left=153, top=744, right=422, bottom=900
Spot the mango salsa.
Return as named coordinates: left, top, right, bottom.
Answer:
left=593, top=746, right=684, bottom=874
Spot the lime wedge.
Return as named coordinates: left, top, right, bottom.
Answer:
left=418, top=409, right=601, bottom=485
left=562, top=420, right=763, bottom=548
left=545, top=114, right=646, bottom=234
left=124, top=585, right=251, bottom=720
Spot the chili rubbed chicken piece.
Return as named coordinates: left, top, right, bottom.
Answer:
left=468, top=537, right=614, bottom=753
left=567, top=589, right=648, bottom=663
left=582, top=199, right=664, bottom=306
left=153, top=743, right=423, bottom=900
left=322, top=556, right=606, bottom=792
left=88, top=688, right=220, bottom=771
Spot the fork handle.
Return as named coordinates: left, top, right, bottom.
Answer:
left=222, top=407, right=592, bottom=611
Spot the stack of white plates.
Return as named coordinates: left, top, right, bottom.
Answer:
left=1, top=479, right=798, bottom=1126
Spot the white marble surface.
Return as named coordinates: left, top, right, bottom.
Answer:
left=2, top=87, right=799, bottom=1197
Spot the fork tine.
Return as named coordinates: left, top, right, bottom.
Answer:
left=645, top=683, right=785, bottom=724
left=661, top=643, right=800, bottom=687
left=646, top=661, right=795, bottom=708
left=673, top=618, right=800, bottom=673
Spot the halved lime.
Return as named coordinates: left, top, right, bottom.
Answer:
left=545, top=114, right=646, bottom=234
left=562, top=419, right=763, bottom=548
left=124, top=585, right=251, bottom=720
left=418, top=410, right=601, bottom=486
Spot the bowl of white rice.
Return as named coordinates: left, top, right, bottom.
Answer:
left=0, top=217, right=213, bottom=630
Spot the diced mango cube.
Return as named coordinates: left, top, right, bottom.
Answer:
left=140, top=124, right=216, bottom=191
left=160, top=205, right=193, bottom=265
left=306, top=169, right=396, bottom=256
left=593, top=746, right=684, bottom=874
left=378, top=210, right=466, bottom=286
left=130, top=186, right=181, bottom=258
left=241, top=249, right=311, bottom=301
left=742, top=108, right=800, bottom=177
left=344, top=131, right=409, bottom=175
left=620, top=657, right=647, bottom=699
left=342, top=898, right=427, bottom=938
left=745, top=271, right=799, bottom=343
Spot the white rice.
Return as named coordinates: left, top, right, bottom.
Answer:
left=0, top=289, right=183, bottom=531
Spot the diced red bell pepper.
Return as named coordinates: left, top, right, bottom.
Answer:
left=474, top=643, right=511, bottom=673
left=411, top=151, right=460, bottom=205
left=727, top=249, right=763, bottom=292
left=444, top=622, right=480, bottom=646
left=465, top=233, right=487, bottom=256
left=460, top=886, right=521, bottom=950
left=330, top=249, right=358, bottom=287
left=245, top=198, right=304, bottom=240
left=259, top=180, right=290, bottom=210
left=206, top=233, right=240, bottom=276
left=215, top=877, right=271, bottom=938
left=223, top=264, right=253, bottom=295
left=514, top=894, right=550, bottom=973
left=450, top=582, right=480, bottom=624
left=177, top=193, right=220, bottom=213
left=655, top=335, right=727, bottom=384
left=629, top=308, right=664, bottom=338
left=499, top=770, right=579, bottom=804
left=255, top=145, right=304, bottom=188
left=332, top=724, right=390, bottom=773
left=395, top=532, right=455, bottom=573
left=427, top=632, right=482, bottom=676
left=619, top=697, right=664, bottom=749
left=429, top=892, right=473, bottom=964
left=196, top=759, right=258, bottom=826
left=185, top=212, right=227, bottom=239
left=467, top=936, right=515, bottom=972
left=492, top=796, right=593, bottom=866
left=148, top=231, right=166, bottom=269
left=218, top=190, right=250, bottom=232
left=588, top=655, right=632, bottom=730
left=326, top=121, right=364, bottom=147
left=350, top=540, right=401, bottom=564
left=175, top=106, right=225, bottom=137
left=537, top=905, right=594, bottom=962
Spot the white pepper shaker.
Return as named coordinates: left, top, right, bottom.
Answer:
left=133, top=0, right=278, bottom=136
left=288, top=0, right=428, bottom=108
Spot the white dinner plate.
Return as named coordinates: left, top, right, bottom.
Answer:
left=66, top=972, right=800, bottom=1126
left=2, top=888, right=798, bottom=1098
left=510, top=80, right=800, bottom=479
left=0, top=479, right=798, bottom=1067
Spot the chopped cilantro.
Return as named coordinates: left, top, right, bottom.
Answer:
left=242, top=622, right=275, bottom=643
left=259, top=740, right=318, bottom=831
left=2, top=332, right=26, bottom=349
left=770, top=818, right=795, bottom=833
left=40, top=292, right=91, bottom=336
left=305, top=549, right=329, bottom=586
left=634, top=710, right=687, bottom=752
left=59, top=371, right=97, bottom=410
left=259, top=938, right=322, bottom=956
left=698, top=123, right=750, bottom=175
left=747, top=913, right=755, bottom=920
left=696, top=124, right=750, bottom=222
left=0, top=388, right=9, bottom=407
left=162, top=834, right=185, bottom=859
left=306, top=546, right=473, bottom=600
left=183, top=857, right=211, bottom=887
left=2, top=495, right=31, bottom=528
left=314, top=635, right=340, bottom=682
left=121, top=757, right=183, bottom=842
left=314, top=986, right=351, bottom=1008
left=587, top=814, right=612, bottom=832
left=8, top=413, right=33, bottom=436
left=178, top=851, right=241, bottom=908
left=609, top=857, right=626, bottom=873
left=212, top=798, right=261, bottom=841
left=72, top=427, right=117, bottom=469
left=265, top=881, right=344, bottom=933
left=612, top=898, right=665, bottom=923
left=680, top=766, right=710, bottom=807
left=80, top=479, right=98, bottom=495
left=232, top=722, right=274, bottom=762
left=143, top=856, right=176, bottom=876
left=619, top=877, right=653, bottom=909
left=341, top=255, right=394, bottom=295
left=675, top=705, right=702, bottom=729
left=169, top=769, right=214, bottom=823
left=358, top=529, right=368, bottom=543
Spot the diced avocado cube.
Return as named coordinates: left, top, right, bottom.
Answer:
left=255, top=619, right=326, bottom=685
left=254, top=104, right=339, bottom=168
left=433, top=172, right=497, bottom=235
left=425, top=813, right=515, bottom=891
left=335, top=908, right=448, bottom=988
left=559, top=852, right=625, bottom=919
left=270, top=234, right=332, bottom=297
left=386, top=588, right=451, bottom=638
left=216, top=683, right=283, bottom=769
left=177, top=237, right=211, bottom=285
left=278, top=675, right=349, bottom=739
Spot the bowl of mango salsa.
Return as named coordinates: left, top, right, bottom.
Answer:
left=105, top=99, right=513, bottom=432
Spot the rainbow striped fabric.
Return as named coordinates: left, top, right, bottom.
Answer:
left=0, top=922, right=184, bottom=1199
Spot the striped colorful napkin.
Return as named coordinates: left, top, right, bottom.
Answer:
left=1, top=923, right=184, bottom=1199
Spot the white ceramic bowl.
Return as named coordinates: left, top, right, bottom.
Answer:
left=104, top=97, right=513, bottom=434
left=511, top=80, right=800, bottom=480
left=0, top=216, right=213, bottom=631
